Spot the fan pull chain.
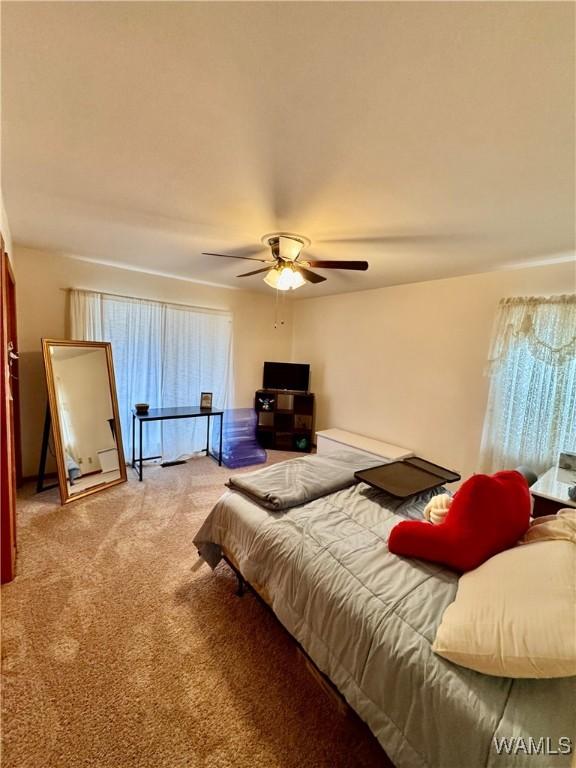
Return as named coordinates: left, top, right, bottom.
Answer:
left=274, top=289, right=286, bottom=330
left=274, top=289, right=280, bottom=329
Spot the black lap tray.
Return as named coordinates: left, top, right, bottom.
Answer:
left=354, top=456, right=460, bottom=499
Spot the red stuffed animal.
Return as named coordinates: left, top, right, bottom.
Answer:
left=388, top=470, right=531, bottom=572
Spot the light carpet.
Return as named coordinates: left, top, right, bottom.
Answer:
left=2, top=453, right=388, bottom=768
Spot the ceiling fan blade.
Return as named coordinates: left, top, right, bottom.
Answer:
left=316, top=234, right=462, bottom=245
left=237, top=267, right=272, bottom=277
left=228, top=245, right=271, bottom=258
left=307, top=260, right=369, bottom=271
left=296, top=266, right=327, bottom=284
left=203, top=252, right=273, bottom=263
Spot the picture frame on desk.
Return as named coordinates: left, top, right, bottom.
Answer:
left=200, top=392, right=213, bottom=410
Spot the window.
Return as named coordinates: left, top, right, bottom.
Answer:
left=480, top=295, right=576, bottom=474
left=70, top=290, right=233, bottom=462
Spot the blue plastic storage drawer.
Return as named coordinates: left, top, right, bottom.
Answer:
left=211, top=408, right=267, bottom=468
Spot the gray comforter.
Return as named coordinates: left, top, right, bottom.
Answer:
left=226, top=452, right=384, bottom=510
left=194, top=466, right=576, bottom=768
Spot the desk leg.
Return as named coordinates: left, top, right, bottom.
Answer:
left=139, top=419, right=143, bottom=481
left=132, top=413, right=135, bottom=468
left=218, top=413, right=223, bottom=466
left=206, top=414, right=210, bottom=457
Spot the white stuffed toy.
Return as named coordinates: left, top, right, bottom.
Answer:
left=423, top=493, right=452, bottom=525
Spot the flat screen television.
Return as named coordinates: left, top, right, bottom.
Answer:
left=263, top=362, right=310, bottom=392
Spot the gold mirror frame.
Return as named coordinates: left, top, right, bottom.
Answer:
left=41, top=339, right=127, bottom=504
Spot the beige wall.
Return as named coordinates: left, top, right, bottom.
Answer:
left=1, top=189, right=13, bottom=264
left=16, top=246, right=292, bottom=476
left=291, top=261, right=575, bottom=484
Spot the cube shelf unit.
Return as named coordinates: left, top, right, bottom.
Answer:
left=255, top=389, right=314, bottom=452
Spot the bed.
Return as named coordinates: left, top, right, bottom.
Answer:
left=193, top=454, right=576, bottom=768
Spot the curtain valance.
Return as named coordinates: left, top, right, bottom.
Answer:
left=486, top=294, right=576, bottom=371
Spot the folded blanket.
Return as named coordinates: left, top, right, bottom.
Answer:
left=226, top=451, right=384, bottom=511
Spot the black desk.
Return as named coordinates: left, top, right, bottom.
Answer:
left=131, top=406, right=224, bottom=481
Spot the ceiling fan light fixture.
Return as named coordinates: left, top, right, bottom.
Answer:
left=291, top=269, right=306, bottom=289
left=263, top=268, right=281, bottom=290
left=282, top=265, right=306, bottom=290
left=263, top=264, right=305, bottom=291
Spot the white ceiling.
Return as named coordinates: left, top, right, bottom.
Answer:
left=2, top=1, right=575, bottom=297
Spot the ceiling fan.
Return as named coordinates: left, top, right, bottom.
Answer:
left=203, top=232, right=368, bottom=291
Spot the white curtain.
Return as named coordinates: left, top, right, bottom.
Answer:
left=70, top=290, right=233, bottom=462
left=479, top=294, right=576, bottom=474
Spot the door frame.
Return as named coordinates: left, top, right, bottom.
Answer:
left=1, top=239, right=18, bottom=583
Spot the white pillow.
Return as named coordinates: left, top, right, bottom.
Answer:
left=432, top=530, right=576, bottom=678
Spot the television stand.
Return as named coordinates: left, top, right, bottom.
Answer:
left=255, top=389, right=315, bottom=452
left=261, top=387, right=309, bottom=394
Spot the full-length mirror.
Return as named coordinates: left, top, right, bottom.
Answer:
left=41, top=339, right=127, bottom=504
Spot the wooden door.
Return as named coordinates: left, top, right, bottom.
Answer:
left=1, top=238, right=18, bottom=583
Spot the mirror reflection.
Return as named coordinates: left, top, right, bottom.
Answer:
left=42, top=340, right=127, bottom=503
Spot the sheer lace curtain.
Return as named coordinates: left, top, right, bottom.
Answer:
left=70, top=290, right=233, bottom=462
left=479, top=294, right=576, bottom=474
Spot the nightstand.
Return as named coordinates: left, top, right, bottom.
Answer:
left=530, top=466, right=576, bottom=518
